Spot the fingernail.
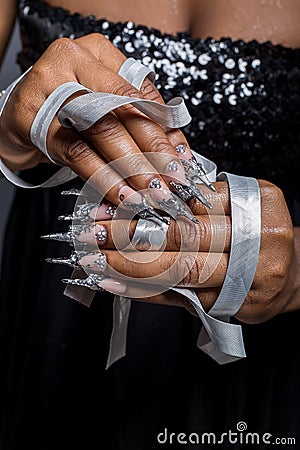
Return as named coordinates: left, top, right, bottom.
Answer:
left=118, top=186, right=142, bottom=203
left=62, top=273, right=106, bottom=291
left=162, top=158, right=212, bottom=208
left=58, top=202, right=99, bottom=222
left=148, top=177, right=174, bottom=203
left=62, top=274, right=127, bottom=294
left=79, top=251, right=107, bottom=272
left=119, top=185, right=169, bottom=224
left=98, top=277, right=127, bottom=295
left=42, top=224, right=108, bottom=246
left=74, top=223, right=108, bottom=245
left=61, top=188, right=83, bottom=196
left=46, top=251, right=89, bottom=268
left=175, top=144, right=193, bottom=160
left=181, top=157, right=216, bottom=192
left=41, top=231, right=74, bottom=244
left=58, top=202, right=116, bottom=222
left=164, top=160, right=189, bottom=185
left=149, top=187, right=199, bottom=224
left=169, top=180, right=213, bottom=209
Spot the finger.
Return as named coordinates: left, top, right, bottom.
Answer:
left=133, top=288, right=221, bottom=312
left=188, top=181, right=231, bottom=215
left=79, top=251, right=228, bottom=288
left=47, top=125, right=148, bottom=208
left=77, top=33, right=191, bottom=158
left=74, top=215, right=231, bottom=252
left=74, top=35, right=198, bottom=197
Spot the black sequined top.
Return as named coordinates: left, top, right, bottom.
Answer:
left=18, top=0, right=300, bottom=201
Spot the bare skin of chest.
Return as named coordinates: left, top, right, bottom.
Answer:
left=47, top=0, right=300, bottom=47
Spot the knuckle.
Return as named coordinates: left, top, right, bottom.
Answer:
left=144, top=134, right=171, bottom=154
left=48, top=37, right=79, bottom=56
left=240, top=271, right=288, bottom=324
left=83, top=32, right=106, bottom=45
left=261, top=180, right=285, bottom=205
left=140, top=80, right=161, bottom=102
left=88, top=114, right=122, bottom=140
left=175, top=220, right=200, bottom=251
left=63, top=140, right=92, bottom=165
left=174, top=253, right=197, bottom=286
left=114, top=82, right=140, bottom=99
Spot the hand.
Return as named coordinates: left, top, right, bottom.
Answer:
left=75, top=180, right=299, bottom=324
left=0, top=33, right=197, bottom=210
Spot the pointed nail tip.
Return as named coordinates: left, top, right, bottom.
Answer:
left=41, top=235, right=50, bottom=240
left=62, top=279, right=71, bottom=284
left=45, top=258, right=53, bottom=263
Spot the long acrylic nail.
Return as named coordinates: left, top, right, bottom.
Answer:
left=181, top=157, right=216, bottom=192
left=175, top=143, right=193, bottom=160
left=62, top=273, right=106, bottom=291
left=58, top=202, right=100, bottom=222
left=164, top=159, right=212, bottom=206
left=62, top=274, right=127, bottom=294
left=119, top=185, right=169, bottom=224
left=148, top=181, right=198, bottom=223
left=61, top=188, right=84, bottom=196
left=79, top=252, right=107, bottom=272
left=41, top=224, right=108, bottom=246
left=73, top=223, right=107, bottom=245
left=58, top=202, right=116, bottom=222
left=46, top=250, right=89, bottom=268
left=169, top=180, right=212, bottom=209
left=164, top=160, right=189, bottom=185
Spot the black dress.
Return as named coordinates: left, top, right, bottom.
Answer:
left=0, top=1, right=299, bottom=449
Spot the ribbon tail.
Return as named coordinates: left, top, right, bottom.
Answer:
left=106, top=295, right=132, bottom=370
left=63, top=268, right=95, bottom=307
left=172, top=287, right=246, bottom=364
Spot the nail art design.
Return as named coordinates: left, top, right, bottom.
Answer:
left=106, top=205, right=116, bottom=217
left=155, top=193, right=199, bottom=224
left=148, top=179, right=198, bottom=223
left=166, top=160, right=180, bottom=173
left=41, top=223, right=96, bottom=244
left=62, top=273, right=106, bottom=291
left=61, top=188, right=84, bottom=196
left=181, top=157, right=216, bottom=192
left=169, top=180, right=213, bottom=209
left=45, top=251, right=89, bottom=268
left=95, top=226, right=107, bottom=243
left=42, top=230, right=74, bottom=244
left=93, top=252, right=107, bottom=272
left=175, top=144, right=187, bottom=154
left=149, top=178, right=162, bottom=189
left=58, top=202, right=99, bottom=222
left=164, top=159, right=192, bottom=186
left=123, top=195, right=169, bottom=225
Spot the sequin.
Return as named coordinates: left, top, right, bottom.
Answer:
left=225, top=58, right=235, bottom=69
left=198, top=53, right=211, bottom=65
left=18, top=0, right=300, bottom=201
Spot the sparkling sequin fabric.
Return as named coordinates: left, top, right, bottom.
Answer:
left=18, top=0, right=300, bottom=199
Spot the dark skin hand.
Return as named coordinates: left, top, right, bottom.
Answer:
left=0, top=0, right=299, bottom=320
